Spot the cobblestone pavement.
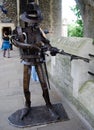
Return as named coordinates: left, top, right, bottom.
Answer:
left=0, top=47, right=93, bottom=130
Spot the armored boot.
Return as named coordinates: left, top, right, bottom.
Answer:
left=20, top=91, right=31, bottom=120
left=43, top=88, right=60, bottom=120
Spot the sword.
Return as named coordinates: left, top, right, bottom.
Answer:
left=40, top=48, right=51, bottom=89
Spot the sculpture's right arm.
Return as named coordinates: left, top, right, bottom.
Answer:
left=11, top=27, right=41, bottom=51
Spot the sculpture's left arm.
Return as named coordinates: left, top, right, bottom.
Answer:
left=40, top=28, right=59, bottom=56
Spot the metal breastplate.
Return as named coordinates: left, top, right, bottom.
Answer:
left=20, top=27, right=44, bottom=65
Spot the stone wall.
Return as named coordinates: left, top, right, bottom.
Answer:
left=47, top=36, right=94, bottom=128
left=39, top=0, right=51, bottom=30
left=0, top=0, right=17, bottom=24
left=39, top=0, right=62, bottom=38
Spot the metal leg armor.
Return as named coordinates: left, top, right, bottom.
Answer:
left=23, top=65, right=31, bottom=107
left=35, top=64, right=51, bottom=105
left=20, top=65, right=31, bottom=120
left=35, top=64, right=60, bottom=119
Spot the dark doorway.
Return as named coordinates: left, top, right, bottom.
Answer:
left=2, top=27, right=12, bottom=35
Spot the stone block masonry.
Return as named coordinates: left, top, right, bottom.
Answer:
left=47, top=36, right=94, bottom=127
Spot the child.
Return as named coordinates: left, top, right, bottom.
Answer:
left=1, top=31, right=11, bottom=58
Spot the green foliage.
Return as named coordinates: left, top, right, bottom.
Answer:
left=68, top=5, right=83, bottom=37
left=71, top=5, right=81, bottom=19
left=68, top=21, right=83, bottom=37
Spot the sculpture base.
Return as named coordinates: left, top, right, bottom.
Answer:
left=8, top=103, right=69, bottom=128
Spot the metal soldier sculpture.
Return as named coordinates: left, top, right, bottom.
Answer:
left=12, top=0, right=59, bottom=120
